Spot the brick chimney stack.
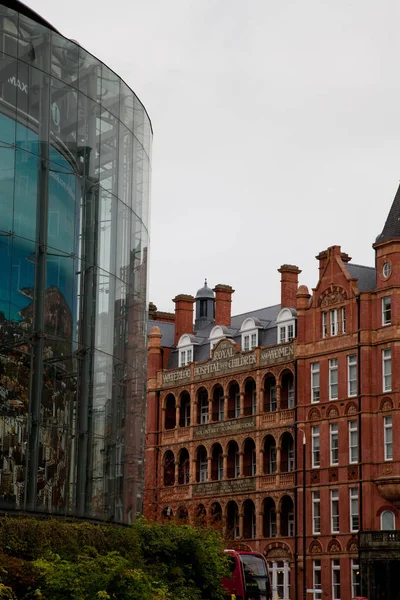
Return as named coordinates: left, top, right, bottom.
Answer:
left=278, top=265, right=301, bottom=309
left=173, top=294, right=194, bottom=345
left=213, top=284, right=235, bottom=327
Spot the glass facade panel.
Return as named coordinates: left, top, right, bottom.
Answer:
left=0, top=5, right=151, bottom=523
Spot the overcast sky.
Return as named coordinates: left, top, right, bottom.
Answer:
left=27, top=0, right=400, bottom=315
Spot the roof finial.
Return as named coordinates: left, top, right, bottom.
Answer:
left=204, top=278, right=207, bottom=286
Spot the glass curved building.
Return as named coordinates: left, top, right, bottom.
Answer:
left=0, top=1, right=152, bottom=522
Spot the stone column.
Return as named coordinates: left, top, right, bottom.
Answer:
left=208, top=398, right=213, bottom=422
left=174, top=460, right=179, bottom=485
left=276, top=384, right=281, bottom=411
left=239, top=451, right=244, bottom=477
left=239, top=512, right=244, bottom=538
left=276, top=510, right=281, bottom=538
left=161, top=407, right=166, bottom=430
left=193, top=401, right=198, bottom=426
left=190, top=458, right=197, bottom=484
left=176, top=404, right=180, bottom=428
left=257, top=511, right=263, bottom=539
left=240, top=391, right=245, bottom=416
left=224, top=395, right=229, bottom=420
left=207, top=456, right=212, bottom=481
left=223, top=454, right=228, bottom=479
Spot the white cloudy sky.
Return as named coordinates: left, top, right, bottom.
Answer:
left=27, top=0, right=400, bottom=315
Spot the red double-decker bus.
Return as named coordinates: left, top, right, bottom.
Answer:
left=222, top=550, right=272, bottom=600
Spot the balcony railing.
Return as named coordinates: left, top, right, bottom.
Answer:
left=359, top=530, right=400, bottom=549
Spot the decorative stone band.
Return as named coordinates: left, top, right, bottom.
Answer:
left=193, top=477, right=256, bottom=496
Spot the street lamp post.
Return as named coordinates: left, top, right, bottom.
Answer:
left=301, top=430, right=306, bottom=600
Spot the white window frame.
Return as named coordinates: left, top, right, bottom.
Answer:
left=311, top=362, right=320, bottom=403
left=240, top=318, right=259, bottom=351
left=199, top=454, right=208, bottom=482
left=322, top=311, right=327, bottom=338
left=183, top=401, right=191, bottom=427
left=234, top=393, right=241, bottom=418
left=251, top=448, right=256, bottom=476
left=178, top=334, right=195, bottom=367
left=288, top=440, right=295, bottom=472
left=288, top=379, right=294, bottom=408
left=329, top=358, right=338, bottom=400
left=383, top=348, right=392, bottom=392
left=348, top=354, right=357, bottom=397
left=381, top=509, right=395, bottom=530
left=384, top=415, right=393, bottom=461
left=269, top=445, right=277, bottom=474
left=234, top=451, right=240, bottom=478
left=330, top=423, right=339, bottom=466
left=330, top=488, right=340, bottom=533
left=200, top=396, right=209, bottom=424
left=218, top=396, right=224, bottom=421
left=332, top=559, right=341, bottom=600
left=341, top=306, right=346, bottom=333
left=351, top=558, right=360, bottom=598
left=270, top=386, right=277, bottom=412
left=312, top=490, right=321, bottom=534
left=251, top=389, right=257, bottom=415
left=217, top=453, right=223, bottom=481
left=349, top=420, right=358, bottom=464
left=330, top=308, right=338, bottom=336
left=382, top=296, right=391, bottom=326
left=312, top=426, right=320, bottom=468
left=350, top=486, right=359, bottom=532
left=276, top=308, right=296, bottom=345
left=313, top=560, right=322, bottom=600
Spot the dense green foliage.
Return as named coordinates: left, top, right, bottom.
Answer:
left=0, top=517, right=228, bottom=600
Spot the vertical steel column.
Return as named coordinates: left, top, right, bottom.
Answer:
left=26, top=71, right=50, bottom=510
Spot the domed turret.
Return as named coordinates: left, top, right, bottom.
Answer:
left=195, top=279, right=215, bottom=331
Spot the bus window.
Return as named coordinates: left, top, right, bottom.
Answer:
left=240, top=553, right=271, bottom=600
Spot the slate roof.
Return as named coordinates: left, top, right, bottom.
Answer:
left=148, top=320, right=175, bottom=348
left=375, top=183, right=400, bottom=244
left=346, top=263, right=376, bottom=291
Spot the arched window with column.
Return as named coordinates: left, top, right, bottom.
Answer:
left=197, top=387, right=209, bottom=425
left=263, top=374, right=277, bottom=412
left=226, top=500, right=239, bottom=539
left=179, top=391, right=191, bottom=428
left=243, top=437, right=256, bottom=476
left=280, top=432, right=294, bottom=472
left=263, top=435, right=277, bottom=474
left=243, top=499, right=256, bottom=539
left=178, top=448, right=190, bottom=485
left=227, top=381, right=240, bottom=419
left=280, top=370, right=294, bottom=410
left=211, top=443, right=224, bottom=481
left=212, top=384, right=224, bottom=422
left=163, top=450, right=175, bottom=486
left=263, top=497, right=277, bottom=538
left=211, top=502, right=223, bottom=529
left=227, top=440, right=240, bottom=478
left=164, top=394, right=176, bottom=430
left=244, top=378, right=257, bottom=416
left=280, top=495, right=294, bottom=537
left=196, top=445, right=208, bottom=482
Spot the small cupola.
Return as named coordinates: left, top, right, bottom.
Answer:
left=195, top=279, right=215, bottom=331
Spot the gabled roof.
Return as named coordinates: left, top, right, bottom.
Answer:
left=375, top=183, right=400, bottom=244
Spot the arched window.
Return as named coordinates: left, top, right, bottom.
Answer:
left=381, top=510, right=395, bottom=530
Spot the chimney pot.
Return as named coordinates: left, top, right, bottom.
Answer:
left=278, top=265, right=301, bottom=309
left=213, top=284, right=235, bottom=327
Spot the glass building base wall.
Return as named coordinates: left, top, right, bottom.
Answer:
left=0, top=1, right=151, bottom=523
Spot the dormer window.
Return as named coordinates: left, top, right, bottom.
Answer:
left=177, top=334, right=195, bottom=367
left=240, top=318, right=261, bottom=351
left=209, top=325, right=227, bottom=355
left=276, top=308, right=297, bottom=345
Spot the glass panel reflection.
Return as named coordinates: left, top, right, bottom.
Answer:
left=0, top=3, right=151, bottom=523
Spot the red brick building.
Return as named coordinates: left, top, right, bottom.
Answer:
left=144, top=186, right=400, bottom=600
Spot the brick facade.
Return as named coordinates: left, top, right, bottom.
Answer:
left=144, top=186, right=400, bottom=600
